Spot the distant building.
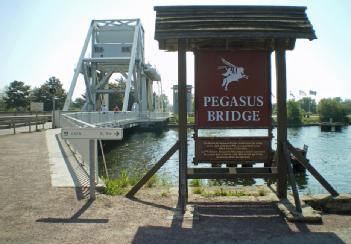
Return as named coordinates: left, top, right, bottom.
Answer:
left=172, top=85, right=193, bottom=115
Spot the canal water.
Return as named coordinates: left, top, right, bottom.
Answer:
left=101, top=126, right=351, bottom=195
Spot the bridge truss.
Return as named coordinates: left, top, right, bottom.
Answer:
left=63, top=19, right=161, bottom=112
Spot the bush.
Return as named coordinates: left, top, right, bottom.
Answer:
left=103, top=178, right=126, bottom=196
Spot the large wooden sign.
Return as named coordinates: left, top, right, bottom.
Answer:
left=195, top=51, right=271, bottom=128
left=195, top=137, right=270, bottom=163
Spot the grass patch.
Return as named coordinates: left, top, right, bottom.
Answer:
left=160, top=191, right=169, bottom=197
left=193, top=187, right=204, bottom=195
left=190, top=179, right=202, bottom=187
left=302, top=114, right=320, bottom=124
left=102, top=170, right=130, bottom=196
left=145, top=175, right=158, bottom=188
left=258, top=188, right=266, bottom=196
left=103, top=178, right=127, bottom=196
left=199, top=188, right=247, bottom=197
left=118, top=170, right=129, bottom=188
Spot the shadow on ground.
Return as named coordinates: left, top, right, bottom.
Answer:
left=36, top=199, right=108, bottom=224
left=131, top=200, right=344, bottom=244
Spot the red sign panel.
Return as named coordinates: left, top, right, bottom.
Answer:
left=195, top=51, right=271, bottom=128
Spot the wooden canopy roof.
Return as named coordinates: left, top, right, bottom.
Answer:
left=154, top=5, right=316, bottom=51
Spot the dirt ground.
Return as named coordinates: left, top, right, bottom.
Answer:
left=1, top=130, right=351, bottom=243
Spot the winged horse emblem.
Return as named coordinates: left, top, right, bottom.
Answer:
left=218, top=58, right=248, bottom=91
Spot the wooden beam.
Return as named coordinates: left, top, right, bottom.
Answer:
left=283, top=142, right=302, bottom=213
left=287, top=142, right=339, bottom=197
left=275, top=42, right=288, bottom=199
left=187, top=167, right=278, bottom=179
left=178, top=39, right=188, bottom=213
left=126, top=141, right=179, bottom=198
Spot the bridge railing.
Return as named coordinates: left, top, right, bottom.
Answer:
left=59, top=111, right=169, bottom=181
left=66, top=111, right=138, bottom=126
left=62, top=111, right=169, bottom=127
left=139, top=111, right=170, bottom=121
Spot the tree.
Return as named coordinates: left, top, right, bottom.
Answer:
left=287, top=99, right=303, bottom=125
left=31, top=77, right=67, bottom=111
left=107, top=81, right=136, bottom=111
left=0, top=91, right=7, bottom=111
left=70, top=97, right=85, bottom=111
left=298, top=97, right=316, bottom=114
left=318, top=98, right=348, bottom=123
left=341, top=99, right=351, bottom=115
left=4, top=80, right=31, bottom=111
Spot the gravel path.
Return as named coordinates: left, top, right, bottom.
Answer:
left=0, top=129, right=350, bottom=243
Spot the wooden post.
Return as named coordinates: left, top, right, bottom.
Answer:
left=178, top=39, right=188, bottom=213
left=12, top=119, right=16, bottom=134
left=287, top=142, right=339, bottom=197
left=275, top=43, right=288, bottom=199
left=283, top=142, right=302, bottom=213
left=35, top=113, right=38, bottom=131
left=89, top=139, right=96, bottom=200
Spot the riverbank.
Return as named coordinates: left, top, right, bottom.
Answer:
left=1, top=128, right=351, bottom=243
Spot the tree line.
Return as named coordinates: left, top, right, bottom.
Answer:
left=273, top=97, right=351, bottom=125
left=0, top=77, right=68, bottom=112
left=0, top=78, right=169, bottom=112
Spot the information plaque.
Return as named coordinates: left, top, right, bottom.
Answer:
left=194, top=137, right=270, bottom=163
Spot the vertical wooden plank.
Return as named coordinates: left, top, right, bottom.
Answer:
left=275, top=42, right=288, bottom=199
left=12, top=119, right=16, bottom=134
left=35, top=113, right=38, bottom=131
left=178, top=39, right=188, bottom=213
left=89, top=139, right=96, bottom=200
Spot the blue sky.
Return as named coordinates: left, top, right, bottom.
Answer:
left=0, top=0, right=350, bottom=103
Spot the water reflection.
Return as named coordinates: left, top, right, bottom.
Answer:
left=101, top=126, right=351, bottom=195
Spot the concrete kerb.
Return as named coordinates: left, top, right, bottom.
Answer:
left=277, top=196, right=322, bottom=223
left=45, top=128, right=104, bottom=190
left=276, top=192, right=351, bottom=223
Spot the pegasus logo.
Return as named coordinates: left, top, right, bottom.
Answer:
left=218, top=58, right=248, bottom=91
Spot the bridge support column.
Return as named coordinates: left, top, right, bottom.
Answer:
left=141, top=77, right=148, bottom=112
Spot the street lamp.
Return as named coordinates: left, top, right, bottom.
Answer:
left=49, top=88, right=56, bottom=129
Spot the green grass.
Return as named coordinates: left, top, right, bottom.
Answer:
left=190, top=179, right=201, bottom=187
left=302, top=114, right=320, bottom=124
left=193, top=187, right=204, bottom=195
left=103, top=178, right=127, bottom=196
left=145, top=175, right=158, bottom=188
left=258, top=188, right=266, bottom=196
left=198, top=188, right=247, bottom=197
left=168, top=115, right=195, bottom=124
